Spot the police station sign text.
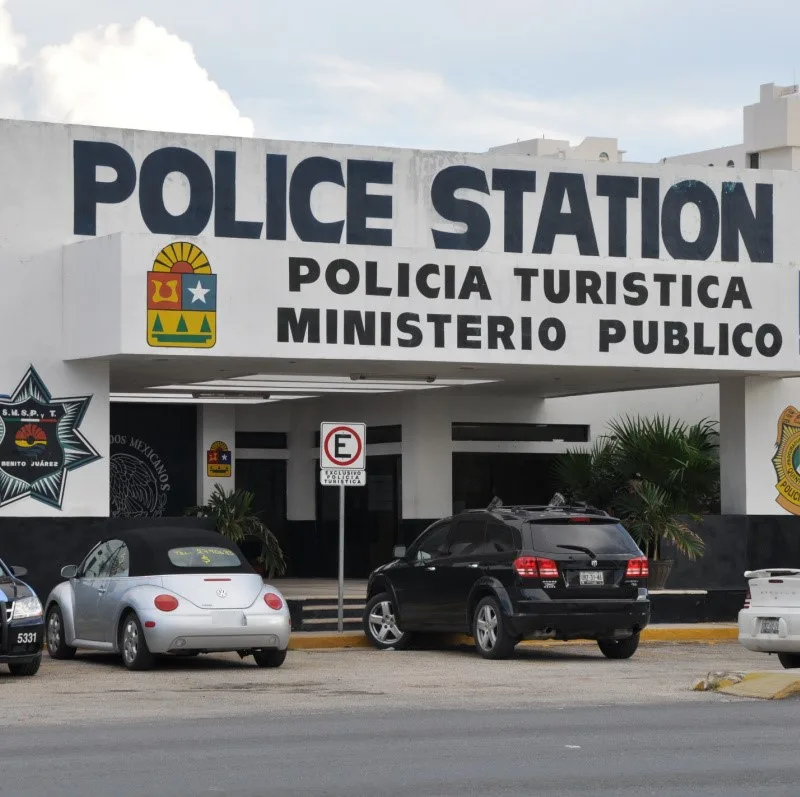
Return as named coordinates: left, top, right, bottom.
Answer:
left=73, top=140, right=773, bottom=262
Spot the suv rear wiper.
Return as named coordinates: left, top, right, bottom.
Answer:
left=557, top=544, right=598, bottom=559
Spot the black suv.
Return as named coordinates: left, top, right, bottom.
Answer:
left=363, top=501, right=650, bottom=659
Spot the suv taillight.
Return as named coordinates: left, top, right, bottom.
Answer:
left=626, top=557, right=649, bottom=578
left=514, top=557, right=559, bottom=578
left=744, top=589, right=750, bottom=609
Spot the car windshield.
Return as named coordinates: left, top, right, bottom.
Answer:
left=528, top=522, right=641, bottom=556
left=167, top=546, right=242, bottom=568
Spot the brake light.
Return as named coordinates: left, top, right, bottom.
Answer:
left=264, top=592, right=283, bottom=610
left=154, top=594, right=179, bottom=612
left=569, top=516, right=591, bottom=523
left=513, top=557, right=559, bottom=578
left=744, top=589, right=750, bottom=609
left=626, top=557, right=649, bottom=578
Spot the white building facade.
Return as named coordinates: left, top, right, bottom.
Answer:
left=1, top=102, right=799, bottom=580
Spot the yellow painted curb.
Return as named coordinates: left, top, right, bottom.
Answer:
left=287, top=625, right=738, bottom=650
left=289, top=634, right=370, bottom=650
left=718, top=671, right=800, bottom=700
left=641, top=626, right=738, bottom=642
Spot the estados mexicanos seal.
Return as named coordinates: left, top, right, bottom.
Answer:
left=772, top=406, right=800, bottom=514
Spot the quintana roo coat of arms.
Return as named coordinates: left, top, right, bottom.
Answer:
left=147, top=242, right=217, bottom=349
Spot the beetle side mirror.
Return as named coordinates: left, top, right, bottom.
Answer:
left=10, top=566, right=27, bottom=577
left=392, top=545, right=407, bottom=559
left=61, top=565, right=78, bottom=579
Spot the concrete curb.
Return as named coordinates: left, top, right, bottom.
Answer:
left=287, top=624, right=739, bottom=650
left=694, top=670, right=800, bottom=699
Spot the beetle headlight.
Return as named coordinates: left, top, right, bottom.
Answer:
left=12, top=596, right=43, bottom=620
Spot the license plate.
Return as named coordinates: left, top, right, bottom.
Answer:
left=15, top=630, right=38, bottom=645
left=761, top=618, right=780, bottom=634
left=579, top=571, right=604, bottom=586
left=211, top=611, right=245, bottom=627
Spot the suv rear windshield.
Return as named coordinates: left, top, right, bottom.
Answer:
left=527, top=521, right=640, bottom=555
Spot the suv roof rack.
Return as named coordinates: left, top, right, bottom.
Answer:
left=485, top=499, right=610, bottom=517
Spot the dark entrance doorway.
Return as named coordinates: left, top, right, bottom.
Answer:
left=235, top=458, right=289, bottom=572
left=315, top=454, right=401, bottom=578
left=452, top=452, right=561, bottom=512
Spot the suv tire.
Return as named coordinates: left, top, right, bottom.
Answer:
left=473, top=596, right=516, bottom=660
left=363, top=592, right=412, bottom=650
left=778, top=652, right=800, bottom=669
left=597, top=632, right=640, bottom=660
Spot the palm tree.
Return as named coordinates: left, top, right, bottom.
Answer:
left=553, top=414, right=718, bottom=567
left=186, top=484, right=287, bottom=578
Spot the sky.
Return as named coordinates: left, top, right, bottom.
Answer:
left=1, top=0, right=798, bottom=161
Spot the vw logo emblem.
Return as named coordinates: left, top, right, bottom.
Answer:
left=216, top=587, right=228, bottom=598
left=590, top=560, right=598, bottom=568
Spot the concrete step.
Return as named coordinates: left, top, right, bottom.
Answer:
left=286, top=596, right=367, bottom=631
left=302, top=608, right=363, bottom=621
left=298, top=599, right=366, bottom=608
left=302, top=617, right=363, bottom=631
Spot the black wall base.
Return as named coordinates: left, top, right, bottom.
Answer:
left=666, top=515, right=800, bottom=590
left=649, top=590, right=746, bottom=624
left=4, top=512, right=799, bottom=602
left=0, top=516, right=214, bottom=600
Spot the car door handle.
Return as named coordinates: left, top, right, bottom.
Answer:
left=468, top=563, right=479, bottom=568
left=426, top=566, right=436, bottom=571
left=97, top=586, right=106, bottom=594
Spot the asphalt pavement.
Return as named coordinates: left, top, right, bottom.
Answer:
left=2, top=702, right=799, bottom=796
left=1, top=642, right=794, bottom=795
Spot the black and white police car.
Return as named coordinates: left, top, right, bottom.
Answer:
left=0, top=555, right=44, bottom=676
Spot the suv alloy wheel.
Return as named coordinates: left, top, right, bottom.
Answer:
left=473, top=596, right=516, bottom=660
left=363, top=592, right=412, bottom=650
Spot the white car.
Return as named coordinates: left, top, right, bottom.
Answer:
left=738, top=568, right=800, bottom=669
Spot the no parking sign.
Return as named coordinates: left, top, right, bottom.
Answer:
left=320, top=422, right=366, bottom=486
left=320, top=421, right=367, bottom=632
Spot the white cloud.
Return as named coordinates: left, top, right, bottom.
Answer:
left=0, top=5, right=252, bottom=138
left=0, top=0, right=22, bottom=69
left=31, top=17, right=253, bottom=137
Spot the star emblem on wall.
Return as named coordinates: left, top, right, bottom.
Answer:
left=0, top=366, right=101, bottom=510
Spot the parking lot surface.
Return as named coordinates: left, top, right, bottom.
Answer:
left=1, top=641, right=780, bottom=727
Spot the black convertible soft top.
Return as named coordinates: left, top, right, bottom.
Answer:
left=98, top=526, right=256, bottom=577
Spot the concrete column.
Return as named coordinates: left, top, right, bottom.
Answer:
left=719, top=376, right=800, bottom=515
left=196, top=404, right=236, bottom=504
left=286, top=406, right=315, bottom=521
left=401, top=393, right=452, bottom=519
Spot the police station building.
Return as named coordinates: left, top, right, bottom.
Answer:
left=2, top=101, right=800, bottom=589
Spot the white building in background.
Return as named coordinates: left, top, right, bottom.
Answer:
left=488, top=136, right=624, bottom=163
left=662, top=82, right=800, bottom=170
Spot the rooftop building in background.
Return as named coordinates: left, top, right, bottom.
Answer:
left=663, top=82, right=800, bottom=170
left=487, top=135, right=624, bottom=163
left=491, top=83, right=800, bottom=172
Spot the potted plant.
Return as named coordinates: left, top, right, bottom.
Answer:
left=186, top=484, right=287, bottom=578
left=615, top=479, right=705, bottom=589
left=553, top=415, right=718, bottom=589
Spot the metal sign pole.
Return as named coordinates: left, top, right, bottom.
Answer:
left=338, top=483, right=345, bottom=633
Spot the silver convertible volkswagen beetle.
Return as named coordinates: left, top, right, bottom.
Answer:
left=44, top=526, right=291, bottom=670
